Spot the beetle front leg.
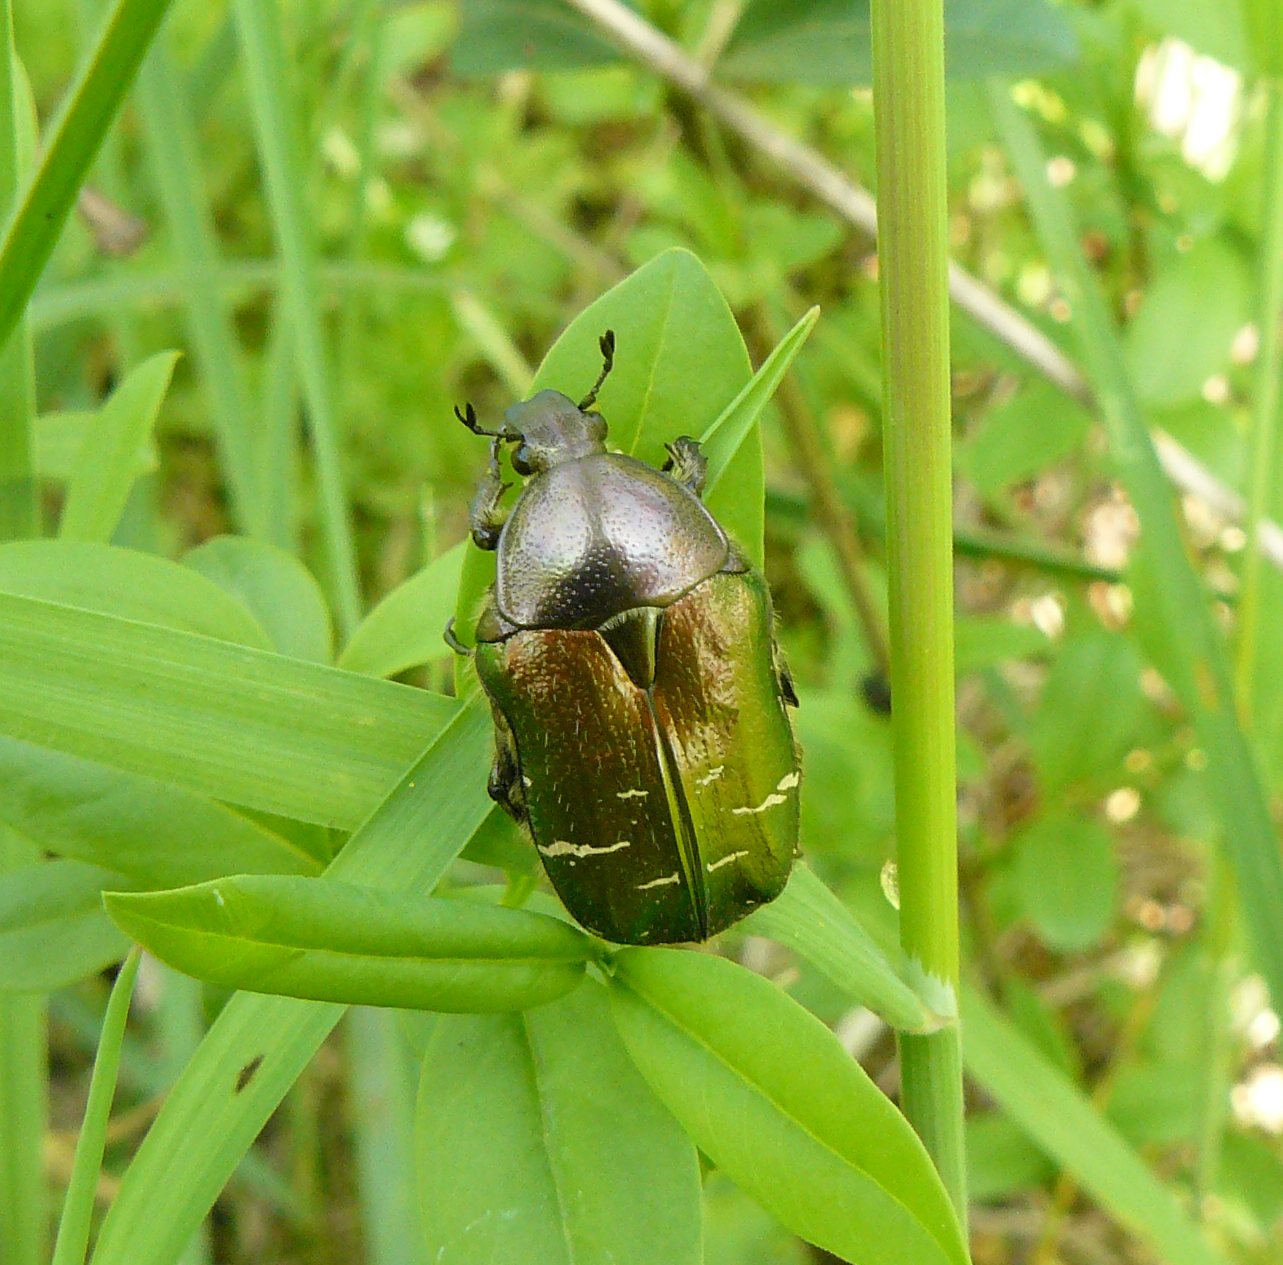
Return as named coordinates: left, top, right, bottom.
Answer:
left=663, top=436, right=708, bottom=498
left=469, top=438, right=511, bottom=551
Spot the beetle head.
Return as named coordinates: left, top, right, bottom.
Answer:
left=499, top=391, right=607, bottom=474
left=455, top=329, right=617, bottom=475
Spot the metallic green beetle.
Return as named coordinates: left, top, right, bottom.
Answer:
left=457, top=332, right=800, bottom=945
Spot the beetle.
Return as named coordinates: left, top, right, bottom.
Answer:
left=454, top=331, right=800, bottom=946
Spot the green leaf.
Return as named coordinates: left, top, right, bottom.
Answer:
left=961, top=988, right=1225, bottom=1265
left=1241, top=0, right=1283, bottom=75
left=106, top=876, right=592, bottom=1012
left=0, top=589, right=454, bottom=828
left=184, top=535, right=333, bottom=662
left=608, top=949, right=968, bottom=1265
left=0, top=860, right=130, bottom=992
left=416, top=981, right=701, bottom=1265
left=454, top=249, right=755, bottom=644
left=964, top=1113, right=1054, bottom=1201
left=0, top=540, right=272, bottom=647
left=35, top=410, right=155, bottom=483
left=451, top=0, right=629, bottom=75
left=533, top=249, right=752, bottom=468
left=1012, top=812, right=1119, bottom=952
left=743, top=865, right=933, bottom=1033
left=953, top=616, right=1050, bottom=676
left=1129, top=0, right=1248, bottom=71
left=0, top=736, right=319, bottom=887
left=701, top=305, right=819, bottom=560
left=91, top=701, right=494, bottom=1265
left=1029, top=630, right=1146, bottom=796
left=339, top=543, right=464, bottom=677
left=721, top=0, right=1078, bottom=85
left=58, top=352, right=177, bottom=543
left=956, top=382, right=1091, bottom=499
left=1123, top=240, right=1252, bottom=408
left=0, top=0, right=176, bottom=350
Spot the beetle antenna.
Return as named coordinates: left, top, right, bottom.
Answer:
left=577, top=329, right=616, bottom=411
left=454, top=401, right=501, bottom=438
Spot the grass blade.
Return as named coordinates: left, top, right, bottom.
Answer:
left=231, top=0, right=361, bottom=636
left=962, top=987, right=1223, bottom=1265
left=50, top=949, right=141, bottom=1265
left=0, top=830, right=46, bottom=1265
left=135, top=40, right=266, bottom=537
left=0, top=590, right=453, bottom=827
left=0, top=0, right=175, bottom=351
left=990, top=84, right=1283, bottom=1014
left=0, top=0, right=36, bottom=540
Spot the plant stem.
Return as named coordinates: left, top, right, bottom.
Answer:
left=868, top=0, right=967, bottom=1226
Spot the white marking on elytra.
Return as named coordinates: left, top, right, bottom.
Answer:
left=538, top=839, right=631, bottom=859
left=616, top=788, right=649, bottom=800
left=776, top=771, right=800, bottom=791
left=731, top=793, right=788, bottom=816
left=707, top=850, right=749, bottom=872
left=636, top=872, right=681, bottom=890
left=521, top=775, right=532, bottom=788
left=696, top=765, right=724, bottom=786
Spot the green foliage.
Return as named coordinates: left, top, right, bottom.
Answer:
left=5, top=2, right=1283, bottom=1263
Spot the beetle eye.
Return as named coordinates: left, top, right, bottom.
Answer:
left=511, top=447, right=533, bottom=476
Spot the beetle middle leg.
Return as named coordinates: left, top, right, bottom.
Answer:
left=468, top=437, right=512, bottom=551
left=663, top=436, right=708, bottom=498
left=487, top=711, right=528, bottom=823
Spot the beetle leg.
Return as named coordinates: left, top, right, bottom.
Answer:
left=774, top=640, right=800, bottom=708
left=662, top=435, right=708, bottom=497
left=469, top=438, right=511, bottom=551
left=442, top=616, right=472, bottom=657
left=487, top=712, right=528, bottom=823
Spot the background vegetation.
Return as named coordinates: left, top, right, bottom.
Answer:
left=3, top=1, right=1283, bottom=1263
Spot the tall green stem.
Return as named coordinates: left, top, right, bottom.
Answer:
left=868, top=0, right=967, bottom=1224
